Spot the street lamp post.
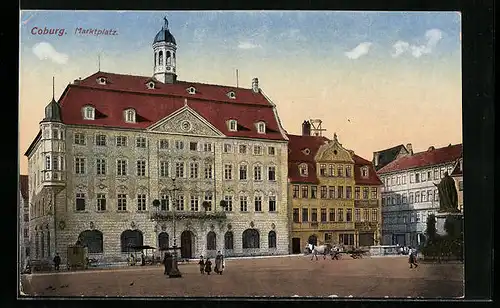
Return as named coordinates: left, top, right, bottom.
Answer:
left=169, top=177, right=182, bottom=278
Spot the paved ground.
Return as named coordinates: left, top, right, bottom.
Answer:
left=20, top=255, right=463, bottom=298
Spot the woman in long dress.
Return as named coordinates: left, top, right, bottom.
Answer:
left=214, top=251, right=224, bottom=275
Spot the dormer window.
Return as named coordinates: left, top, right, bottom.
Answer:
left=146, top=81, right=155, bottom=89
left=228, top=119, right=237, bottom=132
left=97, top=77, right=107, bottom=85
left=82, top=106, right=95, bottom=120
left=299, top=163, right=308, bottom=177
left=124, top=108, right=136, bottom=123
left=361, top=166, right=369, bottom=178
left=227, top=91, right=236, bottom=99
left=302, top=148, right=311, bottom=155
left=186, top=87, right=196, bottom=95
left=256, top=122, right=266, bottom=134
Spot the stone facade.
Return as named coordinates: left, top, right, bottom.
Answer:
left=379, top=163, right=456, bottom=247
left=288, top=133, right=382, bottom=254
left=19, top=179, right=30, bottom=271
left=27, top=106, right=289, bottom=265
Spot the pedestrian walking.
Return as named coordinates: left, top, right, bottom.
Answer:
left=408, top=247, right=418, bottom=268
left=214, top=251, right=224, bottom=275
left=198, top=255, right=205, bottom=274
left=163, top=253, right=173, bottom=275
left=141, top=253, right=146, bottom=266
left=204, top=258, right=212, bottom=275
left=53, top=253, right=61, bottom=271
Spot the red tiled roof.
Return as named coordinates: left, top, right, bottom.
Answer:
left=288, top=162, right=319, bottom=184
left=377, top=144, right=463, bottom=174
left=287, top=134, right=329, bottom=183
left=353, top=155, right=383, bottom=186
left=58, top=72, right=286, bottom=141
left=20, top=175, right=28, bottom=199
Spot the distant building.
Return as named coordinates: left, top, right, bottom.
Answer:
left=288, top=121, right=382, bottom=253
left=372, top=144, right=411, bottom=171
left=19, top=175, right=30, bottom=268
left=377, top=144, right=462, bottom=247
left=450, top=153, right=463, bottom=213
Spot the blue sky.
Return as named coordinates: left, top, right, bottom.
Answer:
left=20, top=11, right=461, bottom=62
left=19, top=11, right=462, bottom=174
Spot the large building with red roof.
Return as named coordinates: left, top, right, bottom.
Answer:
left=287, top=121, right=382, bottom=253
left=377, top=143, right=463, bottom=247
left=24, top=18, right=290, bottom=265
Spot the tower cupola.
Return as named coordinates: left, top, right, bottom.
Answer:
left=41, top=97, right=62, bottom=123
left=153, top=17, right=177, bottom=84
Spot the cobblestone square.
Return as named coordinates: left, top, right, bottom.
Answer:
left=20, top=255, right=464, bottom=298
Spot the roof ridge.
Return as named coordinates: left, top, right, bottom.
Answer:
left=409, top=143, right=462, bottom=156
left=86, top=71, right=253, bottom=91
left=70, top=84, right=273, bottom=108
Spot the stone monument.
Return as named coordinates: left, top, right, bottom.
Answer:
left=433, top=172, right=463, bottom=237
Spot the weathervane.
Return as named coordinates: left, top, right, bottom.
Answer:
left=164, top=16, right=169, bottom=29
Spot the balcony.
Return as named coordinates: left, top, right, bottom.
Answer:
left=354, top=221, right=379, bottom=231
left=292, top=221, right=355, bottom=231
left=354, top=200, right=379, bottom=207
left=41, top=170, right=65, bottom=186
left=150, top=210, right=227, bottom=221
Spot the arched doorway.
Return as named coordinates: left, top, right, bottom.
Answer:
left=224, top=231, right=234, bottom=250
left=180, top=230, right=194, bottom=259
left=242, top=229, right=260, bottom=248
left=206, top=231, right=216, bottom=250
left=120, top=230, right=143, bottom=253
left=79, top=230, right=104, bottom=253
left=308, top=234, right=317, bottom=246
left=158, top=232, right=169, bottom=250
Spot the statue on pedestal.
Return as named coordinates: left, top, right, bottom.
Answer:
left=434, top=172, right=460, bottom=213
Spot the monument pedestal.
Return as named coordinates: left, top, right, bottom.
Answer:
left=435, top=212, right=463, bottom=237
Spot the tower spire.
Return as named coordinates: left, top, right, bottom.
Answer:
left=52, top=76, right=55, bottom=100
left=98, top=53, right=101, bottom=71
left=163, top=16, right=169, bottom=29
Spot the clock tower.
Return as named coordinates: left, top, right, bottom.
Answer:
left=153, top=17, right=177, bottom=84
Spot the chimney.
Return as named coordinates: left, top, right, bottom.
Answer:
left=252, top=78, right=259, bottom=93
left=428, top=146, right=435, bottom=151
left=302, top=120, right=311, bottom=136
left=373, top=152, right=379, bottom=167
left=406, top=143, right=413, bottom=155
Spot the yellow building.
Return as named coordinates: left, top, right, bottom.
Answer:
left=287, top=123, right=382, bottom=253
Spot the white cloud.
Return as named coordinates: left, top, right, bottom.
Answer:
left=391, top=40, right=409, bottom=58
left=238, top=42, right=261, bottom=49
left=391, top=28, right=443, bottom=58
left=32, top=42, right=68, bottom=64
left=345, top=42, right=372, bottom=60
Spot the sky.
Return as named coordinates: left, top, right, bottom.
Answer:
left=19, top=11, right=462, bottom=175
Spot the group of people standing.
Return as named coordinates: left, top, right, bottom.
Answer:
left=198, top=251, right=225, bottom=275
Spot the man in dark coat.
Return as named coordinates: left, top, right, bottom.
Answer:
left=163, top=253, right=173, bottom=275
left=141, top=253, right=146, bottom=266
left=53, top=253, right=61, bottom=271
left=198, top=255, right=205, bottom=274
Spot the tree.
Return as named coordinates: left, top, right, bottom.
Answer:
left=426, top=214, right=437, bottom=242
